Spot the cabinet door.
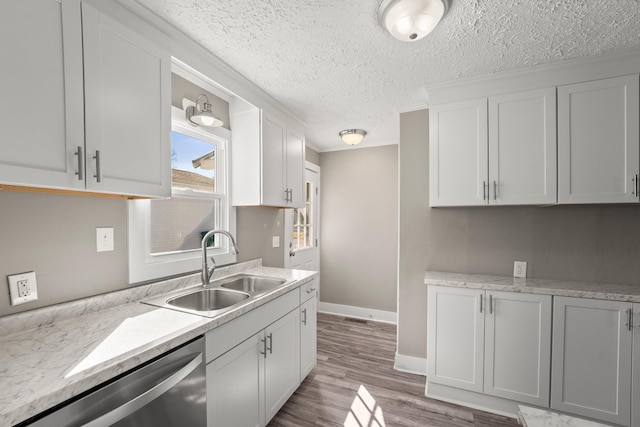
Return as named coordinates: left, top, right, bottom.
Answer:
left=300, top=294, right=317, bottom=379
left=488, top=88, right=557, bottom=205
left=0, top=0, right=84, bottom=189
left=427, top=286, right=484, bottom=392
left=286, top=126, right=306, bottom=208
left=264, top=309, right=300, bottom=423
left=207, top=332, right=264, bottom=427
left=633, top=303, right=640, bottom=427
left=429, top=99, right=488, bottom=206
left=558, top=75, right=640, bottom=204
left=82, top=2, right=171, bottom=197
left=484, top=291, right=551, bottom=406
left=261, top=113, right=286, bottom=206
left=551, top=297, right=632, bottom=425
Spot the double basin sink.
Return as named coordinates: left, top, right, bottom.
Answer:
left=143, top=274, right=288, bottom=317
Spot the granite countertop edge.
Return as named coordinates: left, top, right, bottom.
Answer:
left=424, top=271, right=640, bottom=303
left=0, top=260, right=318, bottom=426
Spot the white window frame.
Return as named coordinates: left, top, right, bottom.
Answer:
left=128, top=107, right=236, bottom=284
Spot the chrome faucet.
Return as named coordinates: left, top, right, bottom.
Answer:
left=201, top=230, right=240, bottom=286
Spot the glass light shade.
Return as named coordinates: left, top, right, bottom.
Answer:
left=339, top=129, right=367, bottom=145
left=379, top=0, right=447, bottom=42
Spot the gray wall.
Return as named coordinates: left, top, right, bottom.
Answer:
left=398, top=109, right=640, bottom=358
left=236, top=207, right=284, bottom=268
left=319, top=145, right=398, bottom=312
left=306, top=146, right=320, bottom=166
left=0, top=191, right=129, bottom=316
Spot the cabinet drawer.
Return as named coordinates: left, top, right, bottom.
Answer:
left=205, top=289, right=299, bottom=363
left=299, top=278, right=318, bottom=304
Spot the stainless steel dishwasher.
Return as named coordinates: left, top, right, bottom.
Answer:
left=25, top=337, right=206, bottom=427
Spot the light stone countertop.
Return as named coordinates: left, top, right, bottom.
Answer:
left=424, top=271, right=640, bottom=303
left=518, top=405, right=612, bottom=427
left=0, top=260, right=318, bottom=426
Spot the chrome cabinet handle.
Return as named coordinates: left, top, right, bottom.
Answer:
left=479, top=294, right=483, bottom=313
left=306, top=287, right=316, bottom=294
left=261, top=337, right=267, bottom=358
left=93, top=150, right=101, bottom=183
left=83, top=353, right=202, bottom=427
left=493, top=181, right=497, bottom=200
left=489, top=294, right=493, bottom=314
left=75, top=146, right=84, bottom=180
left=482, top=181, right=487, bottom=201
left=633, top=175, right=639, bottom=198
left=626, top=308, right=633, bottom=331
left=302, top=308, right=307, bottom=325
left=267, top=333, right=273, bottom=355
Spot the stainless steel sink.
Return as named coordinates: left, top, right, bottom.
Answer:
left=167, top=288, right=249, bottom=311
left=220, top=275, right=286, bottom=293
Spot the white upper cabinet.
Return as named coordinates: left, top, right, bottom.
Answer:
left=429, top=99, right=488, bottom=206
left=82, top=2, right=171, bottom=197
left=488, top=88, right=557, bottom=205
left=558, top=75, right=640, bottom=204
left=0, top=0, right=84, bottom=190
left=231, top=104, right=305, bottom=208
left=430, top=88, right=556, bottom=206
left=0, top=0, right=170, bottom=197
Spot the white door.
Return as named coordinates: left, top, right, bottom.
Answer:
left=551, top=296, right=633, bottom=426
left=82, top=2, right=171, bottom=197
left=300, top=292, right=318, bottom=379
left=488, top=88, right=557, bottom=205
left=284, top=164, right=320, bottom=272
left=429, top=98, right=489, bottom=206
left=264, top=309, right=300, bottom=423
left=206, top=332, right=264, bottom=427
left=427, top=286, right=484, bottom=393
left=484, top=291, right=551, bottom=407
left=0, top=0, right=84, bottom=190
left=558, top=74, right=640, bottom=204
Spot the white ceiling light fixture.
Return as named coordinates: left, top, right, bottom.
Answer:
left=186, top=94, right=224, bottom=127
left=339, top=129, right=367, bottom=146
left=378, top=0, right=449, bottom=42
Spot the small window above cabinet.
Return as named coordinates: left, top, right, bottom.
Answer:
left=0, top=0, right=171, bottom=198
left=230, top=100, right=305, bottom=208
left=558, top=74, right=640, bottom=204
left=429, top=88, right=557, bottom=207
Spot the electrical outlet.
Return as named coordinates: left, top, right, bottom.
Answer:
left=8, top=271, right=38, bottom=305
left=514, top=261, right=527, bottom=278
left=96, top=227, right=114, bottom=252
left=272, top=236, right=280, bottom=248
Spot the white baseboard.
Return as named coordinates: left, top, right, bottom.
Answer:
left=318, top=302, right=397, bottom=324
left=394, top=354, right=427, bottom=376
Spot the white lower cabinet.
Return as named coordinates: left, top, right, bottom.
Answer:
left=300, top=282, right=318, bottom=380
left=427, top=286, right=551, bottom=407
left=633, top=303, right=640, bottom=427
left=551, top=296, right=633, bottom=426
left=206, top=285, right=313, bottom=427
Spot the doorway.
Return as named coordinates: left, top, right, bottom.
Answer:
left=284, top=162, right=320, bottom=273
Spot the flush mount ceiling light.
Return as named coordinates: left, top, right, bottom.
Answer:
left=378, top=0, right=449, bottom=42
left=339, top=129, right=367, bottom=146
left=186, top=94, right=223, bottom=127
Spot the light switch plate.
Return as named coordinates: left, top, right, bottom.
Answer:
left=97, top=227, right=114, bottom=252
left=8, top=271, right=38, bottom=305
left=272, top=236, right=280, bottom=248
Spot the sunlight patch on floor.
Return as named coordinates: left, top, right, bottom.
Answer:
left=344, top=384, right=386, bottom=427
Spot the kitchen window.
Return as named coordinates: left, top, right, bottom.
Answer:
left=128, top=108, right=235, bottom=283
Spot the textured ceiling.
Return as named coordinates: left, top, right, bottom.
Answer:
left=136, top=0, right=640, bottom=151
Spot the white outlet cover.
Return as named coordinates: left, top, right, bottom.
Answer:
left=513, top=261, right=527, bottom=278
left=97, top=227, right=114, bottom=252
left=272, top=236, right=280, bottom=248
left=7, top=271, right=38, bottom=305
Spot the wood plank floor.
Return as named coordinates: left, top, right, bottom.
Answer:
left=268, top=313, right=520, bottom=427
